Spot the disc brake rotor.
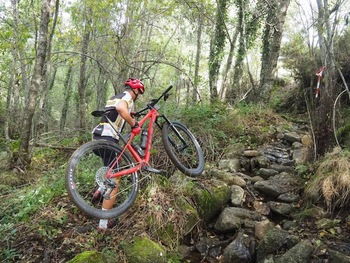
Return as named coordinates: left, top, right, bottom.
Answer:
left=95, top=166, right=110, bottom=189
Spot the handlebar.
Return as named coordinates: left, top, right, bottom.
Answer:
left=91, top=85, right=173, bottom=118
left=149, top=85, right=173, bottom=106
left=163, top=85, right=173, bottom=96
left=135, top=85, right=173, bottom=115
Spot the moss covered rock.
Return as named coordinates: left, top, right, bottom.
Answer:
left=122, top=237, right=166, bottom=263
left=193, top=180, right=231, bottom=222
left=154, top=196, right=200, bottom=246
left=67, top=250, right=106, bottom=263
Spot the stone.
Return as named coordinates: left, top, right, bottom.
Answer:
left=283, top=131, right=301, bottom=143
left=283, top=220, right=298, bottom=230
left=277, top=193, right=300, bottom=203
left=214, top=207, right=262, bottom=232
left=253, top=201, right=271, bottom=216
left=195, top=237, right=222, bottom=258
left=218, top=159, right=240, bottom=172
left=122, top=237, right=166, bottom=263
left=267, top=201, right=294, bottom=216
left=224, top=143, right=246, bottom=158
left=251, top=155, right=271, bottom=170
left=328, top=249, right=350, bottom=263
left=269, top=164, right=294, bottom=173
left=292, top=147, right=311, bottom=164
left=301, top=134, right=313, bottom=147
left=193, top=180, right=231, bottom=222
left=275, top=240, right=314, bottom=263
left=292, top=141, right=303, bottom=149
left=67, top=251, right=106, bottom=263
left=258, top=168, right=279, bottom=179
left=222, top=232, right=252, bottom=263
left=208, top=168, right=246, bottom=187
left=230, top=185, right=245, bottom=206
left=243, top=150, right=261, bottom=157
left=256, top=228, right=300, bottom=262
left=255, top=220, right=275, bottom=240
left=254, top=173, right=302, bottom=198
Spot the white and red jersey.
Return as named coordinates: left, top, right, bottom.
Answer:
left=92, top=91, right=134, bottom=140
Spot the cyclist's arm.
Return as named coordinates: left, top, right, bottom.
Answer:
left=115, top=100, right=137, bottom=127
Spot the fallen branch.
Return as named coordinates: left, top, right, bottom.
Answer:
left=32, top=142, right=76, bottom=150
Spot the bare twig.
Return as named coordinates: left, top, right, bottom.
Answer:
left=333, top=89, right=347, bottom=148
left=32, top=142, right=76, bottom=150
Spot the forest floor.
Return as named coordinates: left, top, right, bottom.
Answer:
left=2, top=109, right=350, bottom=262
left=4, top=175, right=350, bottom=263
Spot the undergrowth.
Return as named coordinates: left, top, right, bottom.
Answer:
left=305, top=147, right=350, bottom=212
left=0, top=101, right=288, bottom=262
left=0, top=146, right=68, bottom=261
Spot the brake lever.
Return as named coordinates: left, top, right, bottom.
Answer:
left=164, top=93, right=171, bottom=101
left=131, top=112, right=141, bottom=118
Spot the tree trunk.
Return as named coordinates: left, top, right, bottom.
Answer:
left=37, top=0, right=59, bottom=135
left=96, top=68, right=108, bottom=110
left=208, top=0, right=229, bottom=103
left=10, top=0, right=29, bottom=137
left=225, top=0, right=246, bottom=103
left=18, top=0, right=52, bottom=167
left=219, top=25, right=239, bottom=100
left=193, top=14, right=203, bottom=104
left=312, top=0, right=340, bottom=157
left=259, top=0, right=290, bottom=101
left=78, top=7, right=92, bottom=136
left=60, top=65, right=74, bottom=132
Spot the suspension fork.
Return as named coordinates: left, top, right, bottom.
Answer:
left=157, top=115, right=188, bottom=148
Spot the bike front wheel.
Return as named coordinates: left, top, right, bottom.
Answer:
left=162, top=121, right=204, bottom=177
left=66, top=140, right=139, bottom=219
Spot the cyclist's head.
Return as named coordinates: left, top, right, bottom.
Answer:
left=125, top=78, right=145, bottom=94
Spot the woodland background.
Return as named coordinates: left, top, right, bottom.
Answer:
left=1, top=0, right=350, bottom=262
left=0, top=0, right=349, bottom=167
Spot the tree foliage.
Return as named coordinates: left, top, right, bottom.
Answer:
left=0, top=0, right=350, bottom=168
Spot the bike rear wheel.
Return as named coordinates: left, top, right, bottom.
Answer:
left=66, top=140, right=139, bottom=219
left=162, top=121, right=204, bottom=177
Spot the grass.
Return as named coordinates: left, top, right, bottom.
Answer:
left=305, top=147, right=350, bottom=212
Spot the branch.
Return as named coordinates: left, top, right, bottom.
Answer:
left=333, top=89, right=347, bottom=148
left=32, top=142, right=76, bottom=150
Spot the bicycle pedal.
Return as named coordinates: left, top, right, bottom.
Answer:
left=142, top=166, right=166, bottom=175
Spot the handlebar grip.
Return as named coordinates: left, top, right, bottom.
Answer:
left=163, top=85, right=173, bottom=95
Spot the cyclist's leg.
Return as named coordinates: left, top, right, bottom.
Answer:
left=98, top=177, right=121, bottom=229
left=92, top=135, right=119, bottom=166
left=92, top=136, right=118, bottom=200
left=92, top=136, right=121, bottom=229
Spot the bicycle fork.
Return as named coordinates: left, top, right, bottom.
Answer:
left=159, top=116, right=188, bottom=150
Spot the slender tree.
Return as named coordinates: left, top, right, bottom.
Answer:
left=60, top=64, right=74, bottom=132
left=259, top=0, right=290, bottom=101
left=193, top=12, right=203, bottom=104
left=312, top=0, right=344, bottom=157
left=77, top=4, right=92, bottom=136
left=208, top=0, right=229, bottom=103
left=18, top=0, right=52, bottom=167
left=36, top=0, right=59, bottom=135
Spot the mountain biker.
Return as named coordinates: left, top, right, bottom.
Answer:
left=92, top=77, right=144, bottom=230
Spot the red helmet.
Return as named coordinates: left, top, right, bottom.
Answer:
left=125, top=78, right=145, bottom=94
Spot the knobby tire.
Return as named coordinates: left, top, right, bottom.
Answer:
left=162, top=121, right=204, bottom=177
left=65, top=140, right=139, bottom=219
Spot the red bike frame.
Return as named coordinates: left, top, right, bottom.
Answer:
left=105, top=107, right=159, bottom=179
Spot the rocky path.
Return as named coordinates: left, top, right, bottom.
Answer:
left=182, top=123, right=350, bottom=263
left=6, top=121, right=350, bottom=263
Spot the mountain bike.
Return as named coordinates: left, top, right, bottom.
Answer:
left=65, top=85, right=205, bottom=219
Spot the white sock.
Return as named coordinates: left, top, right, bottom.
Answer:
left=98, top=208, right=108, bottom=229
